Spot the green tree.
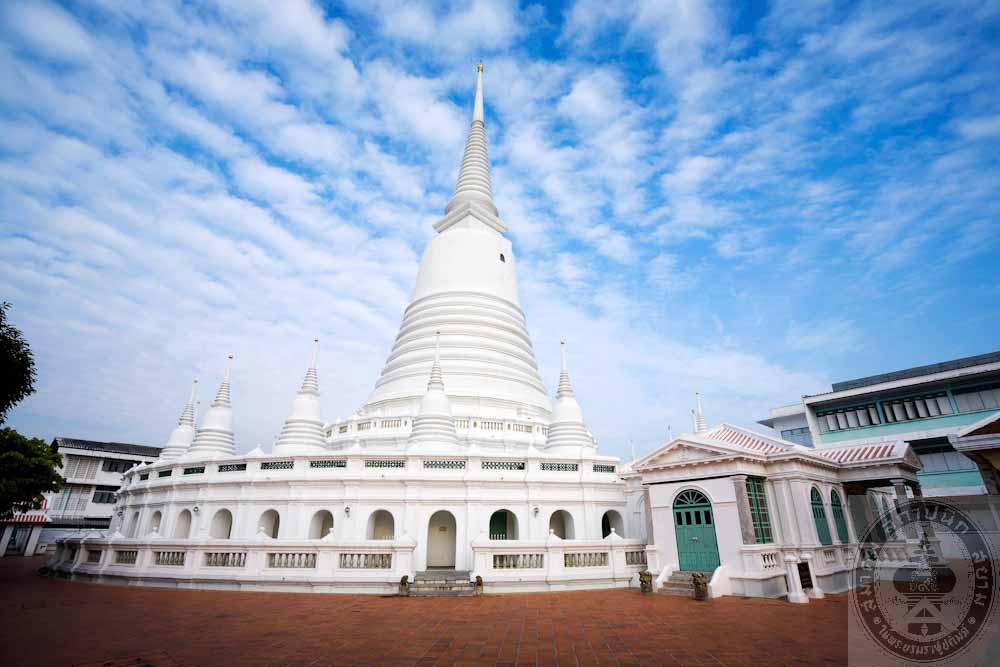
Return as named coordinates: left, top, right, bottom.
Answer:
left=1, top=302, right=36, bottom=423
left=0, top=302, right=62, bottom=519
left=0, top=428, right=62, bottom=520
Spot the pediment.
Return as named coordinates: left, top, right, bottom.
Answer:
left=638, top=441, right=734, bottom=469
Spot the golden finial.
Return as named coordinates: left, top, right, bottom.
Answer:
left=477, top=62, right=484, bottom=73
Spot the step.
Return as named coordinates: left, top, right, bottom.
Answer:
left=414, top=570, right=470, bottom=581
left=659, top=586, right=696, bottom=596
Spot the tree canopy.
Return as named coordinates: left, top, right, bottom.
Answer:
left=1, top=302, right=36, bottom=424
left=0, top=428, right=62, bottom=520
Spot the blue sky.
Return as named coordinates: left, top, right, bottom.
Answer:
left=2, top=0, right=998, bottom=459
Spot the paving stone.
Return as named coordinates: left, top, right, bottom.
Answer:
left=1, top=557, right=847, bottom=666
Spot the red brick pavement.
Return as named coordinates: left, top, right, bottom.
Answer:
left=0, top=557, right=847, bottom=666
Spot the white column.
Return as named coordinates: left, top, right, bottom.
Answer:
left=24, top=525, right=43, bottom=556
left=783, top=554, right=809, bottom=603
left=772, top=479, right=801, bottom=545
left=0, top=525, right=15, bottom=556
left=800, top=552, right=824, bottom=599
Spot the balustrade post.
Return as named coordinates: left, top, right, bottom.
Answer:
left=783, top=554, right=809, bottom=604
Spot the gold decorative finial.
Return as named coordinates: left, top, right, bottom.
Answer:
left=477, top=62, right=483, bottom=73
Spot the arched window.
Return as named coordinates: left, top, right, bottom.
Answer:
left=174, top=510, right=192, bottom=539
left=367, top=510, right=395, bottom=540
left=811, top=488, right=832, bottom=546
left=128, top=511, right=140, bottom=537
left=258, top=510, right=280, bottom=539
left=601, top=510, right=624, bottom=538
left=149, top=511, right=162, bottom=535
left=831, top=490, right=850, bottom=544
left=309, top=510, right=334, bottom=539
left=209, top=509, right=233, bottom=539
left=489, top=509, right=518, bottom=540
left=548, top=510, right=575, bottom=539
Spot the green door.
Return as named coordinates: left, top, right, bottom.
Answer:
left=673, top=490, right=721, bottom=572
left=489, top=510, right=507, bottom=540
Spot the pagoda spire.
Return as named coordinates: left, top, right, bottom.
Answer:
left=274, top=339, right=326, bottom=455
left=409, top=332, right=458, bottom=448
left=159, top=379, right=198, bottom=459
left=187, top=355, right=236, bottom=459
left=445, top=63, right=497, bottom=216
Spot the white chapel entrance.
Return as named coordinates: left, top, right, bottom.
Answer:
left=426, top=510, right=457, bottom=568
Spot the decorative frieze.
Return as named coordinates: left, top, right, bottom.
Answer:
left=86, top=549, right=102, bottom=563
left=218, top=463, right=247, bottom=473
left=482, top=460, right=525, bottom=471
left=423, top=460, right=466, bottom=469
left=260, top=460, right=294, bottom=470
left=157, top=470, right=172, bottom=478
left=365, top=459, right=405, bottom=469
left=593, top=463, right=616, bottom=473
left=183, top=466, right=205, bottom=475
left=310, top=459, right=347, bottom=468
left=541, top=462, right=578, bottom=472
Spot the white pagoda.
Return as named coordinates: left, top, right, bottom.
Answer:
left=52, top=66, right=647, bottom=595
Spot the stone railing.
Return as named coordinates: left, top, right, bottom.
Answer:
left=114, top=550, right=138, bottom=565
left=50, top=536, right=417, bottom=592
left=268, top=552, right=317, bottom=569
left=86, top=549, right=103, bottom=563
left=493, top=553, right=544, bottom=569
left=154, top=551, right=185, bottom=566
left=471, top=534, right=647, bottom=592
left=205, top=552, right=247, bottom=567
left=339, top=553, right=392, bottom=569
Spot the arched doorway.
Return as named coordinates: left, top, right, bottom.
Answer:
left=149, top=511, right=162, bottom=535
left=209, top=509, right=233, bottom=539
left=309, top=510, right=334, bottom=539
left=367, top=510, right=395, bottom=540
left=549, top=510, right=575, bottom=539
left=489, top=509, right=518, bottom=540
left=174, top=510, right=192, bottom=538
left=426, top=510, right=457, bottom=568
left=601, top=510, right=624, bottom=538
left=673, top=490, right=720, bottom=572
left=258, top=509, right=280, bottom=538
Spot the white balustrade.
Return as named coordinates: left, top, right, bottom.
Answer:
left=114, top=550, right=138, bottom=565
left=154, top=551, right=185, bottom=566
left=205, top=552, right=247, bottom=567
left=564, top=552, right=609, bottom=568
left=267, top=552, right=317, bottom=569
left=493, top=553, right=544, bottom=569
left=339, top=553, right=392, bottom=569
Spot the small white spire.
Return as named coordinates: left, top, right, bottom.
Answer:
left=546, top=341, right=595, bottom=453
left=159, top=379, right=199, bottom=459
left=695, top=392, right=707, bottom=433
left=186, top=357, right=236, bottom=459
left=274, top=340, right=326, bottom=455
left=409, top=330, right=457, bottom=448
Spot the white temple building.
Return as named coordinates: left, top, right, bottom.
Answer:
left=50, top=66, right=646, bottom=595
left=50, top=66, right=961, bottom=602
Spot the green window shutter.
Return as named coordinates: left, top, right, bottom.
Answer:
left=811, top=488, right=833, bottom=545
left=745, top=477, right=773, bottom=544
left=831, top=491, right=850, bottom=543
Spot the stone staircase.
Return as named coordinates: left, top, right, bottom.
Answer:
left=659, top=570, right=712, bottom=596
left=410, top=570, right=476, bottom=597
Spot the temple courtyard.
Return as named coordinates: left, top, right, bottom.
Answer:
left=1, top=557, right=847, bottom=666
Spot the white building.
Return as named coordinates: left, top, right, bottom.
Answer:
left=757, top=351, right=1000, bottom=496
left=630, top=410, right=928, bottom=601
left=1, top=438, right=160, bottom=557
left=50, top=66, right=647, bottom=594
